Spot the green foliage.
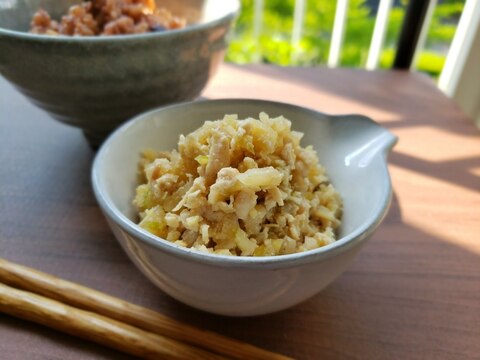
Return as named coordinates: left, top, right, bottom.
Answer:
left=340, top=0, right=374, bottom=66
left=225, top=0, right=336, bottom=65
left=416, top=51, right=446, bottom=76
left=426, top=2, right=463, bottom=45
left=226, top=0, right=464, bottom=78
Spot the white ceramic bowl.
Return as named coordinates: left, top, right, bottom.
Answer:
left=92, top=99, right=397, bottom=316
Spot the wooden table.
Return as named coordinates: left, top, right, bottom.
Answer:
left=1, top=64, right=479, bottom=359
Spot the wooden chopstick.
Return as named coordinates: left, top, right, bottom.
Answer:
left=0, top=258, right=293, bottom=360
left=0, top=282, right=226, bottom=360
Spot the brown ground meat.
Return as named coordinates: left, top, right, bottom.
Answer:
left=30, top=0, right=185, bottom=36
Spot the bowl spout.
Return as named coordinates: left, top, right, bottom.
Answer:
left=333, top=114, right=397, bottom=168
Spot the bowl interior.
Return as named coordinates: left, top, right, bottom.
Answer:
left=94, top=99, right=396, bottom=253
left=0, top=0, right=237, bottom=32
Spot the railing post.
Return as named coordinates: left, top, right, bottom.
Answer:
left=366, top=0, right=394, bottom=70
left=291, top=0, right=306, bottom=63
left=410, top=0, right=438, bottom=70
left=253, top=0, right=264, bottom=63
left=438, top=0, right=480, bottom=96
left=328, top=0, right=349, bottom=68
left=393, top=0, right=431, bottom=69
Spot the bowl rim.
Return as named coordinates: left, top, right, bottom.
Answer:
left=92, top=98, right=397, bottom=269
left=0, top=0, right=240, bottom=41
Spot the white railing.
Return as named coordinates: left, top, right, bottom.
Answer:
left=251, top=0, right=480, bottom=99
left=253, top=0, right=264, bottom=62
left=410, top=0, right=437, bottom=70
left=290, top=0, right=306, bottom=63
left=328, top=0, right=349, bottom=67
left=438, top=0, right=480, bottom=96
left=366, top=0, right=393, bottom=70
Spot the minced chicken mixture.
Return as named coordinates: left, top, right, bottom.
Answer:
left=30, top=0, right=185, bottom=36
left=134, top=113, right=342, bottom=256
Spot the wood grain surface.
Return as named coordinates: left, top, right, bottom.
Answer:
left=0, top=283, right=227, bottom=360
left=1, top=64, right=479, bottom=360
left=0, top=258, right=290, bottom=360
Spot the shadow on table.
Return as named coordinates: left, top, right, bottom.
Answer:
left=206, top=65, right=480, bottom=194
left=3, top=72, right=478, bottom=359
left=0, top=314, right=132, bottom=360
left=389, top=151, right=480, bottom=193
left=229, top=64, right=479, bottom=138
left=153, top=191, right=479, bottom=359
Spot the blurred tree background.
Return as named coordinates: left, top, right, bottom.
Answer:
left=226, top=0, right=465, bottom=78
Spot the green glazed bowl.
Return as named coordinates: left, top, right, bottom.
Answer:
left=0, top=0, right=239, bottom=147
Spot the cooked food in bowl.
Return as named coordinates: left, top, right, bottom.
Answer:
left=0, top=0, right=239, bottom=146
left=92, top=99, right=397, bottom=315
left=30, top=0, right=185, bottom=36
left=134, top=112, right=343, bottom=256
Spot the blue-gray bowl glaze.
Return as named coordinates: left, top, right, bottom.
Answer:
left=91, top=99, right=398, bottom=315
left=0, top=0, right=240, bottom=146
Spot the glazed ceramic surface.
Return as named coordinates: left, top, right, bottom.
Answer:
left=92, top=99, right=397, bottom=316
left=0, top=0, right=239, bottom=146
